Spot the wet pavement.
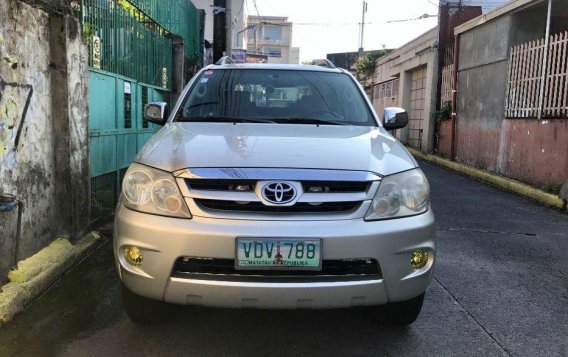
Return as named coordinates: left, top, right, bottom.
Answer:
left=0, top=159, right=567, bottom=357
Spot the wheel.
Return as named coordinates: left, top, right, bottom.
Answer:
left=121, top=282, right=172, bottom=325
left=374, top=293, right=425, bottom=326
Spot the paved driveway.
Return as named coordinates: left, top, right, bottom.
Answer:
left=1, top=159, right=566, bottom=357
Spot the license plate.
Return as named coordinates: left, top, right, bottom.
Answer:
left=235, top=238, right=322, bottom=270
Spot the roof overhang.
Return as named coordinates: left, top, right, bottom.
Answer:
left=454, top=0, right=546, bottom=35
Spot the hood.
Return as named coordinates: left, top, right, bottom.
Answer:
left=135, top=123, right=416, bottom=176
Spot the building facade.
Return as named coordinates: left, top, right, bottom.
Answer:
left=446, top=0, right=568, bottom=187
left=245, top=16, right=300, bottom=64
left=372, top=28, right=439, bottom=152
left=374, top=0, right=568, bottom=189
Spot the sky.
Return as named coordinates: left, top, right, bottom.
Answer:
left=244, top=0, right=440, bottom=62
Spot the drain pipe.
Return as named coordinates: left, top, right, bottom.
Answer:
left=450, top=33, right=460, bottom=161
left=0, top=193, right=24, bottom=267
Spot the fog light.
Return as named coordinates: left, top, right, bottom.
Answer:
left=124, top=246, right=143, bottom=266
left=410, top=249, right=428, bottom=270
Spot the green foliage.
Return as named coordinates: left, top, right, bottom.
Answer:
left=542, top=183, right=562, bottom=195
left=82, top=22, right=93, bottom=40
left=355, top=49, right=389, bottom=82
left=434, top=101, right=452, bottom=122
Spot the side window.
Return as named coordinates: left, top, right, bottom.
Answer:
left=124, top=91, right=132, bottom=129
left=142, top=86, right=149, bottom=128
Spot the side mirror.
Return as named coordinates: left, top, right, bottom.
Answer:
left=383, top=107, right=409, bottom=130
left=144, top=102, right=168, bottom=125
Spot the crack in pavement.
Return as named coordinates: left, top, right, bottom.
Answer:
left=436, top=227, right=538, bottom=237
left=433, top=276, right=512, bottom=357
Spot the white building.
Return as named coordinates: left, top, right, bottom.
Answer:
left=245, top=16, right=300, bottom=64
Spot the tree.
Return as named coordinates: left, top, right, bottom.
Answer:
left=355, top=49, right=389, bottom=85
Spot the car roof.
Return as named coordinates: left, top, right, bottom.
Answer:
left=205, top=63, right=346, bottom=74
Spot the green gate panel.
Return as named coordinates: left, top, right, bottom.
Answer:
left=90, top=134, right=117, bottom=177
left=88, top=69, right=165, bottom=221
left=89, top=71, right=117, bottom=130
left=116, top=79, right=126, bottom=129
left=117, top=132, right=139, bottom=169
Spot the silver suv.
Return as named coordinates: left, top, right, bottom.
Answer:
left=114, top=61, right=435, bottom=325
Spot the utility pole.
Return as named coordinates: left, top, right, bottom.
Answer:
left=226, top=0, right=232, bottom=57
left=358, top=1, right=367, bottom=56
left=213, top=0, right=227, bottom=62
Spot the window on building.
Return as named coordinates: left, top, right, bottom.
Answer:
left=142, top=86, right=149, bottom=128
left=264, top=48, right=282, bottom=57
left=124, top=92, right=132, bottom=128
left=374, top=79, right=399, bottom=100
left=263, top=25, right=282, bottom=41
left=249, top=28, right=258, bottom=44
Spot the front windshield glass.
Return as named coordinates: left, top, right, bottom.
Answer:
left=176, top=69, right=377, bottom=126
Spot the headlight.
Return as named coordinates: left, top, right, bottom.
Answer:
left=365, top=168, right=430, bottom=220
left=121, top=163, right=192, bottom=218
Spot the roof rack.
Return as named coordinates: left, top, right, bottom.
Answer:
left=311, top=59, right=336, bottom=69
left=216, top=56, right=235, bottom=65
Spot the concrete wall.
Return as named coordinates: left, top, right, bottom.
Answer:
left=0, top=0, right=89, bottom=282
left=456, top=4, right=568, bottom=187
left=456, top=15, right=511, bottom=170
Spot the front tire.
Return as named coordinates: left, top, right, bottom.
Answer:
left=374, top=293, right=425, bottom=326
left=121, top=283, right=172, bottom=324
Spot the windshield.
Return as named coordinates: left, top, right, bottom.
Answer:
left=176, top=69, right=377, bottom=126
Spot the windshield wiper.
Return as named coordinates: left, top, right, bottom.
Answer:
left=275, top=118, right=350, bottom=126
left=177, top=116, right=278, bottom=124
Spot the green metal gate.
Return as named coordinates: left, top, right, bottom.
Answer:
left=88, top=71, right=166, bottom=218
left=80, top=0, right=174, bottom=219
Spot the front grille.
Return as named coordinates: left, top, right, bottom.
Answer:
left=187, top=179, right=257, bottom=191
left=301, top=181, right=369, bottom=193
left=172, top=258, right=382, bottom=282
left=186, top=179, right=369, bottom=193
left=195, top=199, right=361, bottom=213
left=182, top=173, right=375, bottom=217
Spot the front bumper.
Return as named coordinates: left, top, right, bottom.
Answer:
left=114, top=204, right=436, bottom=309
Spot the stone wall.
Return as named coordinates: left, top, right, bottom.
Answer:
left=0, top=0, right=89, bottom=282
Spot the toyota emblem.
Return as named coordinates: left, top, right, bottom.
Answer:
left=262, top=182, right=296, bottom=204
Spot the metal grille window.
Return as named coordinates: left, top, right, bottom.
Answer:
left=142, top=86, right=149, bottom=128
left=124, top=92, right=132, bottom=128
left=505, top=31, right=568, bottom=118
left=374, top=79, right=399, bottom=100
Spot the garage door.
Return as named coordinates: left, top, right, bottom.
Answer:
left=408, top=67, right=426, bottom=149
